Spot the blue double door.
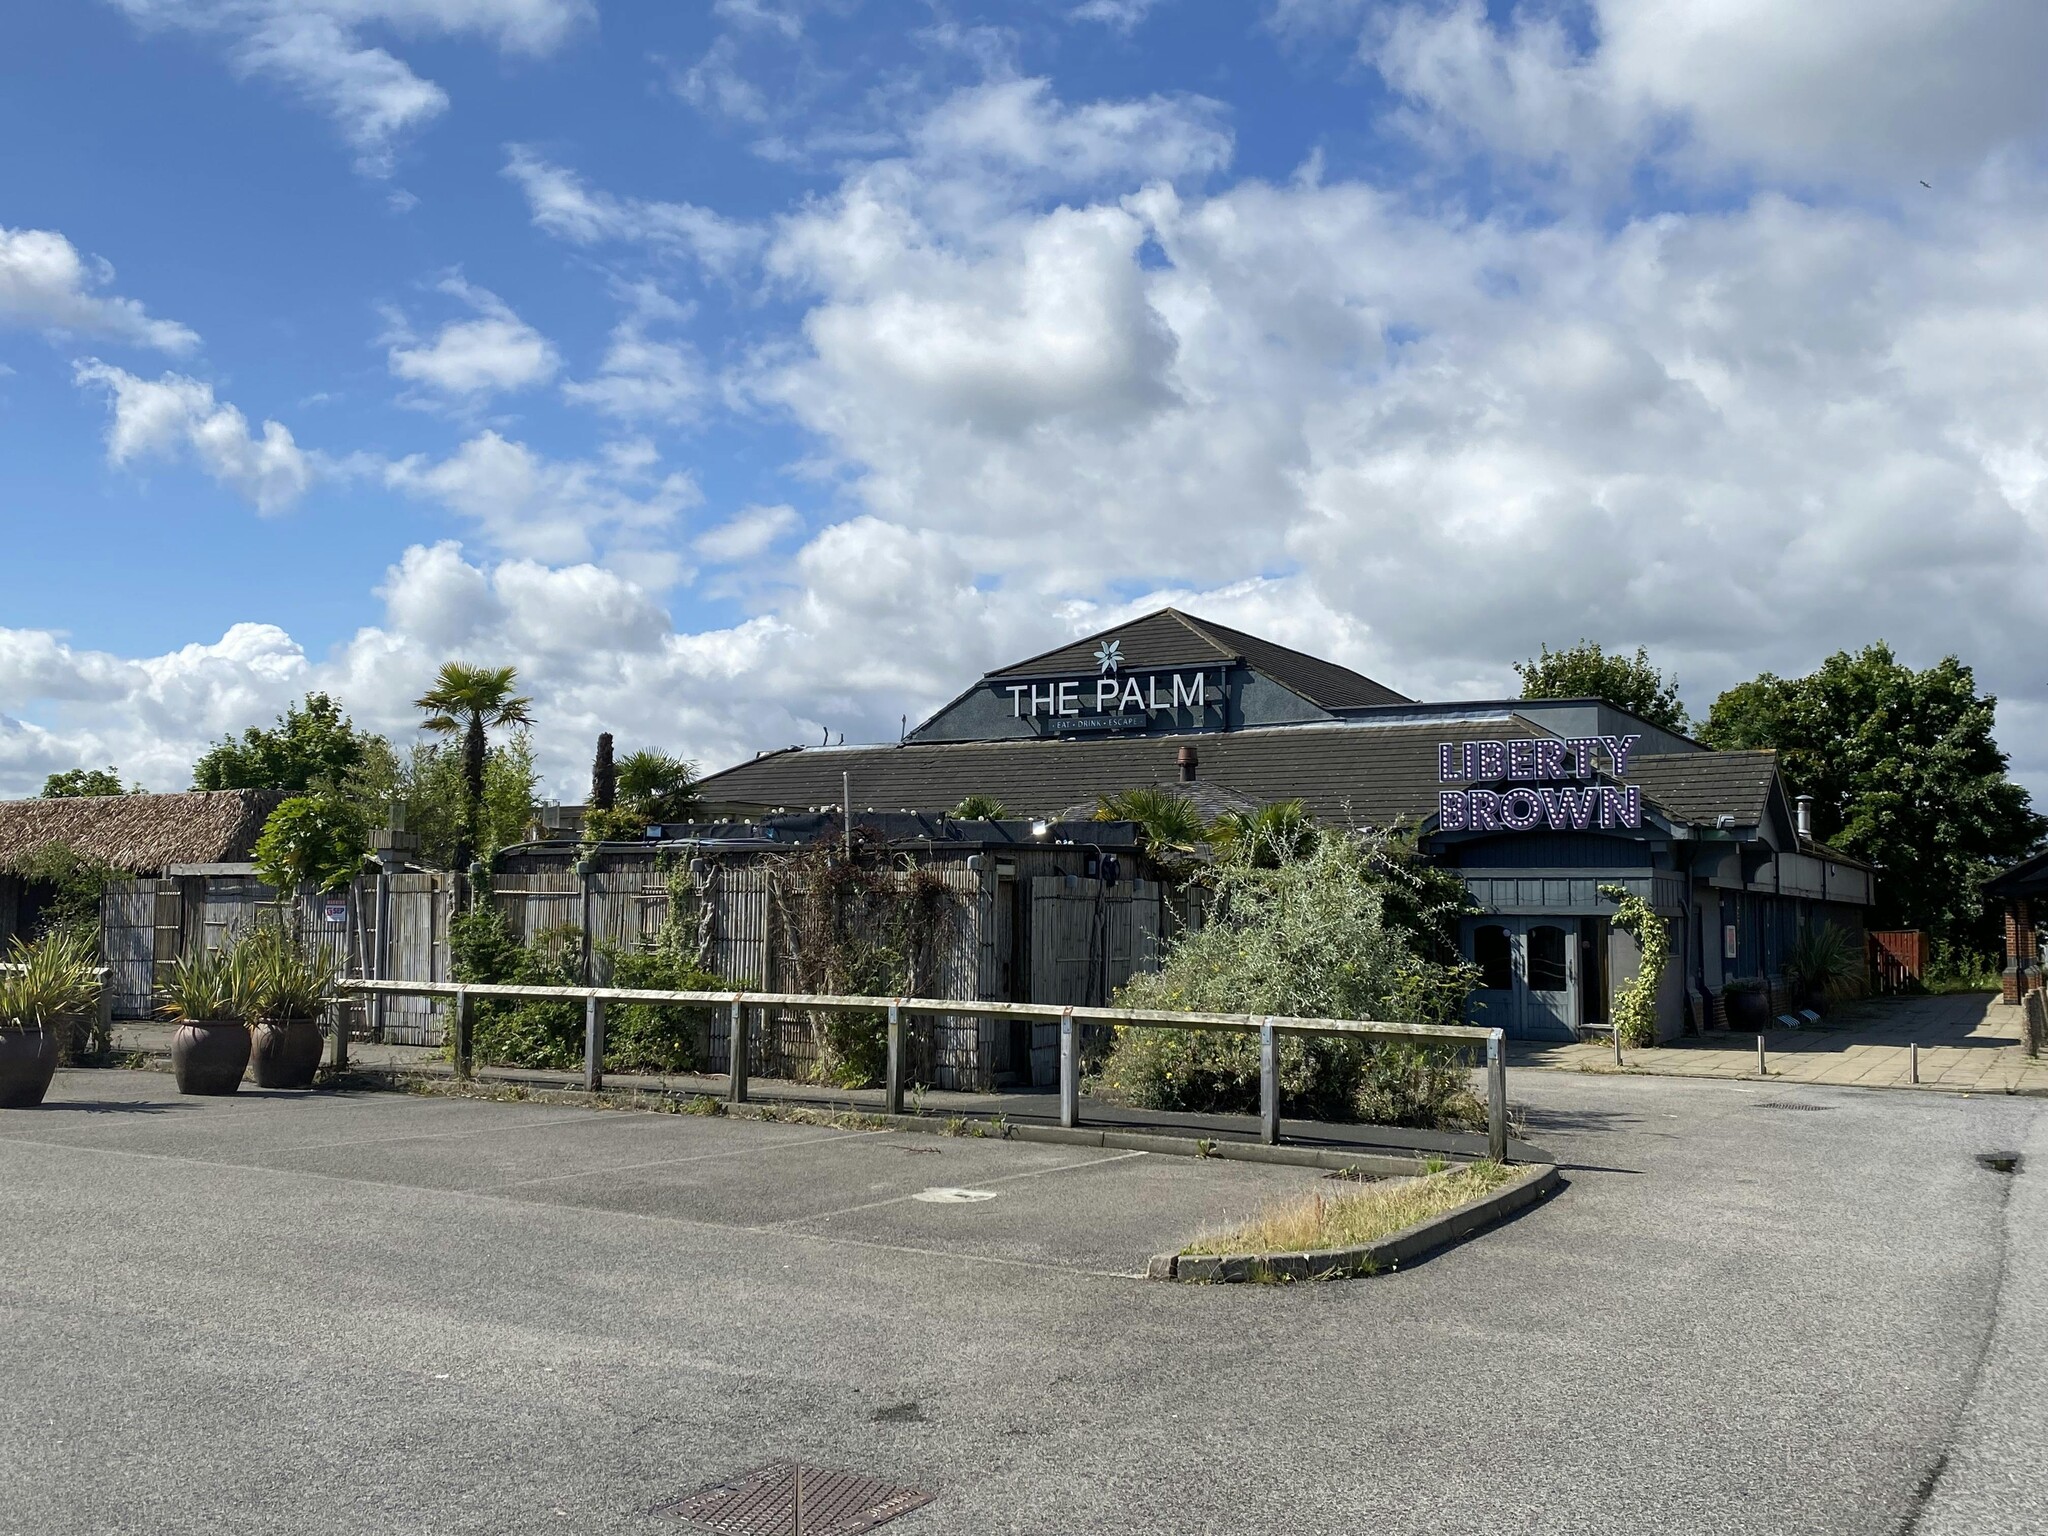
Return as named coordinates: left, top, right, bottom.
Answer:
left=1465, top=915, right=1583, bottom=1041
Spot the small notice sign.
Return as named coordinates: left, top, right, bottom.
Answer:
left=324, top=898, right=348, bottom=925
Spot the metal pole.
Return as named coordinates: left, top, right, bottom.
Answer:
left=1058, top=1008, right=1078, bottom=1129
left=1612, top=1024, right=1623, bottom=1067
left=584, top=994, right=605, bottom=1092
left=1487, top=1029, right=1508, bottom=1164
left=728, top=996, right=749, bottom=1104
left=885, top=1001, right=904, bottom=1115
left=1260, top=1018, right=1280, bottom=1146
left=1757, top=1034, right=1767, bottom=1076
left=453, top=986, right=474, bottom=1079
left=842, top=772, right=852, bottom=859
left=1909, top=1041, right=1919, bottom=1085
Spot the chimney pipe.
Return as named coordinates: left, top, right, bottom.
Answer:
left=1177, top=745, right=1198, bottom=783
left=1796, top=794, right=1813, bottom=840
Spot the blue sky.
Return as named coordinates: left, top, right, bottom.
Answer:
left=4, top=1, right=2048, bottom=798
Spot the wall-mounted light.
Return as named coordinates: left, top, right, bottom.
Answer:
left=1030, top=820, right=1050, bottom=839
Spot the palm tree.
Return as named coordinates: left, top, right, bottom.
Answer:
left=952, top=793, right=1009, bottom=821
left=616, top=750, right=699, bottom=823
left=1095, top=787, right=1207, bottom=871
left=1209, top=800, right=1319, bottom=868
left=415, top=663, right=533, bottom=870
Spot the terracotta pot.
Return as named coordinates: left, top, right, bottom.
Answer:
left=0, top=1027, right=60, bottom=1109
left=250, top=1017, right=324, bottom=1090
left=172, top=1020, right=251, bottom=1095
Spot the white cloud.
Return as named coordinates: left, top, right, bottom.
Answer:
left=0, top=226, right=198, bottom=352
left=74, top=361, right=314, bottom=513
left=1070, top=0, right=1162, bottom=32
left=104, top=1, right=594, bottom=175
left=694, top=504, right=799, bottom=563
left=503, top=147, right=764, bottom=275
left=381, top=430, right=699, bottom=564
left=234, top=11, right=448, bottom=177
left=386, top=277, right=560, bottom=398
left=561, top=325, right=705, bottom=424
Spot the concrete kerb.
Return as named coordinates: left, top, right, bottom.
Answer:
left=1150, top=1162, right=1563, bottom=1284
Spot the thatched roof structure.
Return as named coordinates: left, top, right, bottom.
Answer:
left=0, top=790, right=284, bottom=877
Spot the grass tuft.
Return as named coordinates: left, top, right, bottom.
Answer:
left=1181, top=1160, right=1516, bottom=1258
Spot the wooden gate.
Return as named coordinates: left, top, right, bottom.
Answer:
left=1025, top=876, right=1161, bottom=1085
left=101, top=879, right=165, bottom=1018
left=378, top=873, right=451, bottom=1045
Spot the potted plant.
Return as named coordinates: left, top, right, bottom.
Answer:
left=160, top=942, right=255, bottom=1095
left=244, top=924, right=338, bottom=1090
left=1721, top=977, right=1770, bottom=1029
left=1785, top=923, right=1863, bottom=1014
left=0, top=930, right=100, bottom=1109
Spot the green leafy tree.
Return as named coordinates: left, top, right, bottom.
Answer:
left=193, top=692, right=382, bottom=793
left=590, top=732, right=616, bottom=811
left=414, top=664, right=533, bottom=872
left=1700, top=645, right=2044, bottom=949
left=40, top=767, right=133, bottom=798
left=373, top=733, right=539, bottom=869
left=252, top=794, right=367, bottom=894
left=1516, top=641, right=1689, bottom=733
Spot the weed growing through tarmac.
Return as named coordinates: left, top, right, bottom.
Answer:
left=1181, top=1160, right=1515, bottom=1259
left=942, top=1116, right=969, bottom=1136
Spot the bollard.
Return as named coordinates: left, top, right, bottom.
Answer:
left=1059, top=1009, right=1079, bottom=1129
left=1612, top=1026, right=1623, bottom=1068
left=1757, top=1034, right=1767, bottom=1076
left=1259, top=1019, right=1280, bottom=1146
left=885, top=1001, right=904, bottom=1115
left=453, top=986, right=474, bottom=1080
left=583, top=994, right=605, bottom=1092
left=1487, top=1030, right=1508, bottom=1164
left=1910, top=1041, right=1919, bottom=1085
left=727, top=996, right=749, bottom=1104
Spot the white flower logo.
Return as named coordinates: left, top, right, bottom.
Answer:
left=1094, top=639, right=1122, bottom=674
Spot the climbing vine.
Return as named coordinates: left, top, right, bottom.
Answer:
left=1599, top=884, right=1667, bottom=1048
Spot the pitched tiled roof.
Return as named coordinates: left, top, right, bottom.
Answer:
left=1624, top=751, right=1778, bottom=828
left=699, top=719, right=1545, bottom=827
left=701, top=723, right=1792, bottom=834
left=985, top=608, right=1409, bottom=709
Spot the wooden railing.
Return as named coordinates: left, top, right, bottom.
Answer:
left=342, top=979, right=1511, bottom=1162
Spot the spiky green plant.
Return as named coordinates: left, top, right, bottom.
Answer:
left=951, top=793, right=1010, bottom=821
left=0, top=928, right=100, bottom=1030
left=240, top=923, right=342, bottom=1023
left=157, top=940, right=257, bottom=1025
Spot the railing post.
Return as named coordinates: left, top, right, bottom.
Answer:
left=1059, top=1008, right=1078, bottom=1129
left=1487, top=1029, right=1508, bottom=1164
left=885, top=1000, right=904, bottom=1115
left=584, top=993, right=605, bottom=1092
left=1259, top=1018, right=1280, bottom=1146
left=453, top=986, right=474, bottom=1080
left=728, top=995, right=749, bottom=1104
left=334, top=990, right=351, bottom=1071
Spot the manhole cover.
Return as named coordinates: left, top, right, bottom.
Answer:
left=910, top=1187, right=997, bottom=1204
left=654, top=1461, right=934, bottom=1534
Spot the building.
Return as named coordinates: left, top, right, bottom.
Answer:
left=696, top=608, right=1876, bottom=1042
left=0, top=788, right=282, bottom=946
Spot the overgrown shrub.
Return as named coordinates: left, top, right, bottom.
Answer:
left=1094, top=828, right=1484, bottom=1128
left=450, top=900, right=723, bottom=1073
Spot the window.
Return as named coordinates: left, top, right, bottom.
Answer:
left=1528, top=925, right=1570, bottom=991
left=1473, top=924, right=1513, bottom=991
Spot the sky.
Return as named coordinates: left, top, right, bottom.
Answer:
left=4, top=0, right=2048, bottom=801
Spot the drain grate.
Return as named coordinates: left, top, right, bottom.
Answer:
left=653, top=1461, right=934, bottom=1535
left=1977, top=1152, right=2023, bottom=1174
